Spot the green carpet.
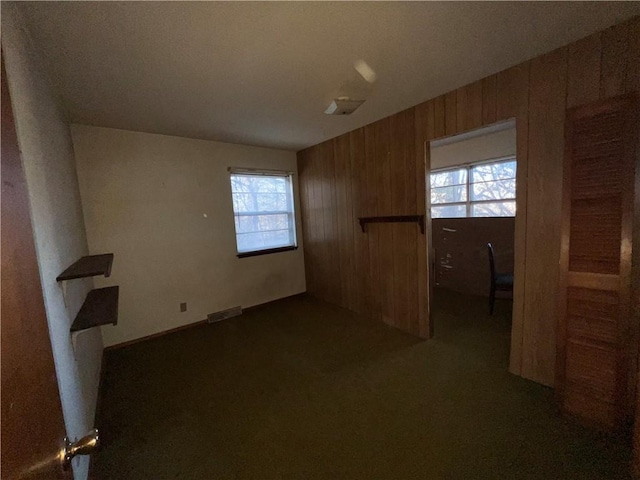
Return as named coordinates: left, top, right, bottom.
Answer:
left=93, top=290, right=631, bottom=479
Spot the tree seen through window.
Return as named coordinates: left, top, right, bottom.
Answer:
left=430, top=159, right=516, bottom=218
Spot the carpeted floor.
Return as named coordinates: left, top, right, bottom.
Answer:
left=93, top=290, right=631, bottom=479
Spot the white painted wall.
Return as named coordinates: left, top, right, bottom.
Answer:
left=2, top=6, right=103, bottom=480
left=71, top=125, right=306, bottom=347
left=430, top=122, right=516, bottom=170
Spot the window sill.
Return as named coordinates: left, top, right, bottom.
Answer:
left=237, top=246, right=298, bottom=258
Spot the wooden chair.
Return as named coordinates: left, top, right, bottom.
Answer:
left=487, top=242, right=513, bottom=315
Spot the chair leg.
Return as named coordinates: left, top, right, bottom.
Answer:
left=489, top=286, right=495, bottom=315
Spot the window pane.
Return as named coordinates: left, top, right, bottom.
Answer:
left=470, top=179, right=516, bottom=201
left=231, top=175, right=287, bottom=194
left=430, top=168, right=467, bottom=188
left=232, top=192, right=288, bottom=213
left=432, top=204, right=466, bottom=218
left=431, top=185, right=467, bottom=204
left=236, top=230, right=292, bottom=253
left=470, top=160, right=516, bottom=183
left=230, top=173, right=296, bottom=253
left=234, top=213, right=289, bottom=234
left=470, top=201, right=516, bottom=217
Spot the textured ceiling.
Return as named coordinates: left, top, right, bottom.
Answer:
left=13, top=2, right=640, bottom=151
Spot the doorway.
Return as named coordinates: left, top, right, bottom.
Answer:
left=427, top=121, right=517, bottom=368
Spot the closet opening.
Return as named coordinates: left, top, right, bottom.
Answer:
left=428, top=120, right=517, bottom=369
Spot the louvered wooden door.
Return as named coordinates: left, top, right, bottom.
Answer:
left=557, top=94, right=639, bottom=431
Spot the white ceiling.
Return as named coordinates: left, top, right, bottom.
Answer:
left=14, top=2, right=640, bottom=151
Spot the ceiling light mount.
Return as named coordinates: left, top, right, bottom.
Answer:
left=324, top=97, right=365, bottom=116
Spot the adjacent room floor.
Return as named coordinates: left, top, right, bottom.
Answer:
left=93, top=291, right=631, bottom=479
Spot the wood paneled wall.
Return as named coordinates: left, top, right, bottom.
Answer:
left=432, top=217, right=515, bottom=298
left=297, top=17, right=640, bottom=386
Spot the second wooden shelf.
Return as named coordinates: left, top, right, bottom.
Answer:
left=70, top=286, right=119, bottom=333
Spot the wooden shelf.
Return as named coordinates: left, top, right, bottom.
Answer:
left=70, top=286, right=119, bottom=333
left=358, top=215, right=425, bottom=234
left=57, top=254, right=114, bottom=281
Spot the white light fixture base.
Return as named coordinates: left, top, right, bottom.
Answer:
left=324, top=97, right=365, bottom=115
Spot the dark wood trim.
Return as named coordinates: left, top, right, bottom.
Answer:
left=104, top=318, right=209, bottom=351
left=104, top=292, right=307, bottom=351
left=241, top=292, right=307, bottom=313
left=358, top=215, right=425, bottom=234
left=237, top=245, right=297, bottom=258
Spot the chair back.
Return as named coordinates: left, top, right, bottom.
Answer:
left=487, top=242, right=496, bottom=281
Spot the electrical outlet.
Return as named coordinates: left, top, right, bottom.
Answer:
left=180, top=302, right=187, bottom=312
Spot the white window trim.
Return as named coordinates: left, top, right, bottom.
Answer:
left=229, top=169, right=298, bottom=257
left=228, top=166, right=294, bottom=177
left=430, top=155, right=516, bottom=218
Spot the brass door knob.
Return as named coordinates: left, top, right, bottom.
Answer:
left=62, top=428, right=99, bottom=470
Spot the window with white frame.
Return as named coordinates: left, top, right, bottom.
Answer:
left=229, top=169, right=297, bottom=257
left=430, top=158, right=516, bottom=218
